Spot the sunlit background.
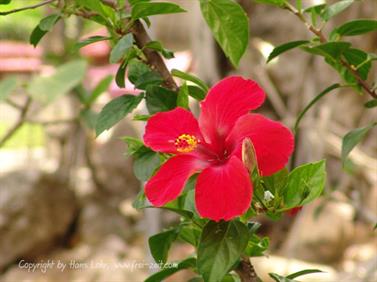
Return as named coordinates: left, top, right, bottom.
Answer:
left=0, top=0, right=376, bottom=281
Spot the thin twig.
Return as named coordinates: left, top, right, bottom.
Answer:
left=0, top=97, right=31, bottom=148
left=0, top=0, right=57, bottom=16
left=284, top=2, right=377, bottom=99
left=101, top=0, right=117, bottom=9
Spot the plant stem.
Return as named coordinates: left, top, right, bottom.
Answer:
left=130, top=20, right=178, bottom=91
left=0, top=97, right=31, bottom=148
left=235, top=257, right=260, bottom=282
left=0, top=0, right=57, bottom=16
left=284, top=2, right=377, bottom=99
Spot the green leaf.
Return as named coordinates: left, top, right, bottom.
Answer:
left=86, top=75, right=113, bottom=106
left=132, top=188, right=147, bottom=209
left=145, top=258, right=196, bottom=282
left=262, top=168, right=288, bottom=196
left=128, top=59, right=163, bottom=90
left=178, top=225, right=201, bottom=246
left=72, top=36, right=111, bottom=52
left=30, top=14, right=61, bottom=47
left=364, top=99, right=377, bottom=108
left=244, top=234, right=269, bottom=257
left=145, top=41, right=174, bottom=59
left=76, top=0, right=112, bottom=20
left=282, top=160, right=326, bottom=209
left=133, top=151, right=161, bottom=181
left=303, top=42, right=351, bottom=60
left=95, top=94, right=143, bottom=136
left=122, top=136, right=145, bottom=156
left=115, top=63, right=127, bottom=88
left=0, top=77, right=17, bottom=102
left=177, top=83, right=189, bottom=109
left=131, top=2, right=186, bottom=19
left=254, top=0, right=286, bottom=7
left=267, top=40, right=309, bottom=63
left=294, top=83, right=342, bottom=131
left=321, top=0, right=353, bottom=21
left=199, top=0, right=249, bottom=67
left=269, top=273, right=294, bottom=282
left=187, top=85, right=206, bottom=101
left=286, top=269, right=324, bottom=280
left=332, top=19, right=377, bottom=37
left=0, top=0, right=12, bottom=4
left=28, top=60, right=87, bottom=104
left=343, top=48, right=372, bottom=80
left=341, top=123, right=376, bottom=164
left=145, top=86, right=177, bottom=114
left=149, top=229, right=178, bottom=263
left=197, top=220, right=249, bottom=282
left=109, top=34, right=134, bottom=64
left=171, top=69, right=209, bottom=92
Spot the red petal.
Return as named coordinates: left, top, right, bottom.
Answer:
left=226, top=114, right=294, bottom=176
left=145, top=155, right=207, bottom=206
left=199, top=76, right=265, bottom=145
left=144, top=107, right=203, bottom=154
left=195, top=156, right=252, bottom=221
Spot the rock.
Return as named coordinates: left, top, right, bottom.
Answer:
left=77, top=196, right=133, bottom=245
left=280, top=201, right=355, bottom=263
left=0, top=170, right=77, bottom=269
left=251, top=255, right=337, bottom=282
left=92, top=118, right=141, bottom=202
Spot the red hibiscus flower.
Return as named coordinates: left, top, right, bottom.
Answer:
left=143, top=76, right=294, bottom=221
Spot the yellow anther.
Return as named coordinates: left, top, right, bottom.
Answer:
left=175, top=134, right=198, bottom=153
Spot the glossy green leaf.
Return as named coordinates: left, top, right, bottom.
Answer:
left=267, top=40, right=309, bottom=63
left=145, top=258, right=196, bottom=282
left=254, top=0, right=286, bottom=7
left=364, top=99, right=377, bottom=108
left=30, top=14, right=61, bottom=47
left=76, top=0, right=113, bottom=20
left=122, top=136, right=147, bottom=157
left=262, top=168, right=288, bottom=196
left=133, top=151, right=161, bottom=181
left=332, top=19, right=377, bottom=37
left=115, top=63, right=127, bottom=88
left=131, top=2, right=186, bottom=19
left=72, top=36, right=111, bottom=52
left=145, top=41, right=174, bottom=59
left=149, top=229, right=178, bottom=263
left=95, top=94, right=143, bottom=136
left=0, top=77, right=17, bottom=102
left=343, top=48, right=372, bottom=80
left=321, top=0, right=353, bottom=21
left=145, top=86, right=177, bottom=114
left=178, top=225, right=201, bottom=246
left=269, top=273, right=294, bottom=282
left=86, top=75, right=113, bottom=106
left=197, top=220, right=249, bottom=282
left=244, top=234, right=269, bottom=257
left=199, top=0, right=249, bottom=67
left=171, top=69, right=209, bottom=92
left=177, top=83, right=189, bottom=109
left=28, top=60, right=87, bottom=104
left=109, top=34, right=134, bottom=64
left=303, top=42, right=351, bottom=60
left=341, top=123, right=376, bottom=164
left=187, top=85, right=206, bottom=101
left=128, top=59, right=163, bottom=90
left=283, top=160, right=326, bottom=209
left=286, top=269, right=324, bottom=279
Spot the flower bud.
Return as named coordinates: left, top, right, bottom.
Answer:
left=242, top=138, right=258, bottom=173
